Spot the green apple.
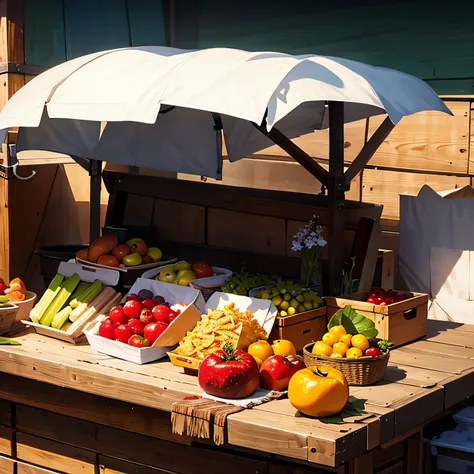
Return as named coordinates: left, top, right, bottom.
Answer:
left=175, top=270, right=197, bottom=286
left=122, top=253, right=142, bottom=267
left=126, top=238, right=145, bottom=246
left=158, top=266, right=177, bottom=284
left=173, top=260, right=192, bottom=272
left=147, top=247, right=162, bottom=262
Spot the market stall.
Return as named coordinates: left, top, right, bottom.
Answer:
left=0, top=46, right=465, bottom=474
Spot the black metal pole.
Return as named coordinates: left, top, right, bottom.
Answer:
left=89, top=159, right=102, bottom=243
left=328, top=102, right=345, bottom=296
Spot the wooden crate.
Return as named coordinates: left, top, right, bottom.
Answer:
left=269, top=306, right=327, bottom=352
left=325, top=291, right=428, bottom=347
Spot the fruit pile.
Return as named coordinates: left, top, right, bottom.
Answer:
left=366, top=288, right=414, bottom=305
left=256, top=281, right=323, bottom=316
left=77, top=235, right=163, bottom=268
left=30, top=273, right=119, bottom=331
left=312, top=325, right=391, bottom=359
left=98, top=289, right=183, bottom=348
left=0, top=277, right=28, bottom=302
left=221, top=272, right=275, bottom=295
left=157, top=260, right=213, bottom=286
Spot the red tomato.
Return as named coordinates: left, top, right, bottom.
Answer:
left=365, top=347, right=382, bottom=357
left=127, top=318, right=145, bottom=335
left=259, top=354, right=305, bottom=391
left=109, top=305, right=127, bottom=324
left=126, top=293, right=141, bottom=302
left=198, top=344, right=260, bottom=399
left=114, top=324, right=134, bottom=343
left=144, top=321, right=168, bottom=344
left=139, top=308, right=154, bottom=325
left=123, top=300, right=142, bottom=319
left=367, top=296, right=377, bottom=304
left=169, top=310, right=179, bottom=323
left=142, top=299, right=156, bottom=311
left=0, top=283, right=7, bottom=296
left=152, top=304, right=173, bottom=323
left=99, top=319, right=117, bottom=340
left=128, top=334, right=150, bottom=348
left=192, top=261, right=214, bottom=279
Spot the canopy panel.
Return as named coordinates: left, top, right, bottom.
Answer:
left=1, top=46, right=451, bottom=179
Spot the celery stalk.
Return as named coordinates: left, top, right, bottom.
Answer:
left=66, top=282, right=91, bottom=308
left=51, top=306, right=73, bottom=329
left=30, top=274, right=65, bottom=323
left=40, top=274, right=81, bottom=327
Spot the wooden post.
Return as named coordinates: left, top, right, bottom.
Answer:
left=89, top=160, right=102, bottom=243
left=0, top=0, right=25, bottom=281
left=328, top=102, right=345, bottom=296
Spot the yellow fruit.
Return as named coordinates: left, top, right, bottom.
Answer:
left=298, top=305, right=306, bottom=313
left=303, top=301, right=313, bottom=311
left=261, top=291, right=271, bottom=299
left=272, top=295, right=283, bottom=306
left=253, top=355, right=263, bottom=368
left=311, top=341, right=333, bottom=357
left=296, top=294, right=305, bottom=303
left=290, top=298, right=299, bottom=309
left=280, top=310, right=288, bottom=317
left=283, top=293, right=292, bottom=301
left=339, top=334, right=352, bottom=347
left=346, top=347, right=363, bottom=359
left=332, top=342, right=349, bottom=356
left=322, top=332, right=339, bottom=346
left=280, top=301, right=290, bottom=311
left=329, top=325, right=347, bottom=339
left=287, top=306, right=296, bottom=315
left=248, top=340, right=274, bottom=362
left=330, top=353, right=342, bottom=358
left=351, top=334, right=369, bottom=351
left=272, top=339, right=297, bottom=357
left=288, top=366, right=349, bottom=417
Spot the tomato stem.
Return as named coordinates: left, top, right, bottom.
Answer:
left=219, top=342, right=241, bottom=361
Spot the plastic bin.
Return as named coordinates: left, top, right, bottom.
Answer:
left=35, top=245, right=88, bottom=287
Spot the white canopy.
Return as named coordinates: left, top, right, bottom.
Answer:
left=0, top=46, right=451, bottom=178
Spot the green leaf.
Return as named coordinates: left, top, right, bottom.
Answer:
left=295, top=411, right=304, bottom=417
left=347, top=396, right=366, bottom=414
left=328, top=305, right=379, bottom=338
left=0, top=337, right=20, bottom=345
left=319, top=414, right=343, bottom=424
left=294, top=397, right=366, bottom=423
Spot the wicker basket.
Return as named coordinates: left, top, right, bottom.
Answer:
left=0, top=304, right=19, bottom=335
left=303, top=342, right=390, bottom=386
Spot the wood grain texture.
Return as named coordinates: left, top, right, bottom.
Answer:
left=207, top=208, right=286, bottom=255
left=362, top=169, right=470, bottom=227
left=17, top=462, right=57, bottom=474
left=16, top=432, right=96, bottom=474
left=251, top=119, right=367, bottom=163
left=0, top=456, right=13, bottom=474
left=368, top=102, right=470, bottom=173
left=153, top=198, right=205, bottom=244
left=0, top=426, right=10, bottom=456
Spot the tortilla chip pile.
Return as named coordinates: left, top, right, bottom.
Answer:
left=174, top=302, right=267, bottom=359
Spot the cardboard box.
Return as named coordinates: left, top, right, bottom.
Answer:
left=326, top=291, right=428, bottom=347
left=84, top=278, right=205, bottom=364
left=167, top=292, right=277, bottom=373
left=23, top=262, right=121, bottom=344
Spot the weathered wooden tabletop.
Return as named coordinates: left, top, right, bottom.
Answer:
left=0, top=319, right=473, bottom=468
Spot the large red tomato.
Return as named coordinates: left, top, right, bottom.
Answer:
left=198, top=344, right=259, bottom=399
left=192, top=261, right=214, bottom=279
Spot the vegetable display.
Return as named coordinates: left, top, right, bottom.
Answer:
left=221, top=272, right=275, bottom=295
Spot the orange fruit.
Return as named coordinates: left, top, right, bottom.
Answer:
left=329, top=325, right=347, bottom=339
left=330, top=353, right=342, bottom=358
left=271, top=339, right=296, bottom=357
left=351, top=334, right=369, bottom=351
left=339, top=334, right=352, bottom=347
left=322, top=332, right=339, bottom=347
left=288, top=366, right=349, bottom=417
left=346, top=347, right=363, bottom=359
left=332, top=342, right=348, bottom=357
left=311, top=341, right=333, bottom=357
left=248, top=340, right=273, bottom=362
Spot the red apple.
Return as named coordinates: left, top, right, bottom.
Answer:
left=259, top=354, right=305, bottom=391
left=112, top=244, right=131, bottom=261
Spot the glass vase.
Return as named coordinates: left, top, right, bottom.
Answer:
left=300, top=247, right=322, bottom=288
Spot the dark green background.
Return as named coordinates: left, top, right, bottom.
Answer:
left=24, top=0, right=474, bottom=94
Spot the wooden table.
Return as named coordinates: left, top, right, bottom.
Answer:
left=0, top=320, right=473, bottom=474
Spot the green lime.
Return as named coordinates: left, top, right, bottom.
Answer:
left=280, top=301, right=290, bottom=311
left=272, top=295, right=283, bottom=306
left=283, top=293, right=291, bottom=301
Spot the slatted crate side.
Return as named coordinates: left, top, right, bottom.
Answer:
left=99, top=455, right=183, bottom=474
left=0, top=426, right=11, bottom=457
left=0, top=401, right=11, bottom=427
left=16, top=432, right=96, bottom=474
left=0, top=455, right=13, bottom=474
left=16, top=461, right=58, bottom=474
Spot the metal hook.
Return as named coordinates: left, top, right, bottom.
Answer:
left=11, top=162, right=36, bottom=181
left=8, top=144, right=36, bottom=180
